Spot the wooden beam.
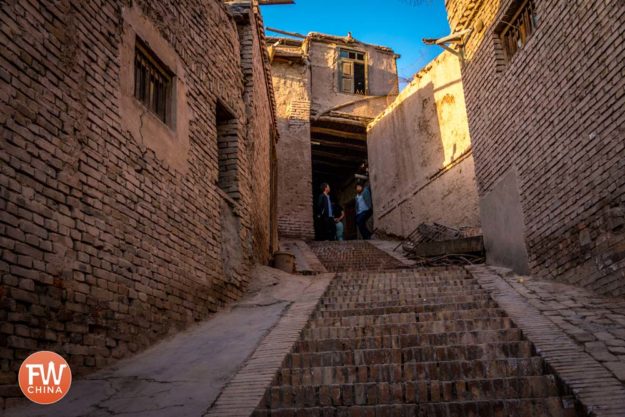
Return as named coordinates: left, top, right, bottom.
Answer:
left=313, top=115, right=369, bottom=128
left=259, top=1, right=295, bottom=5
left=310, top=126, right=367, bottom=141
left=312, top=158, right=360, bottom=168
left=311, top=140, right=367, bottom=153
left=312, top=146, right=367, bottom=161
left=266, top=27, right=306, bottom=38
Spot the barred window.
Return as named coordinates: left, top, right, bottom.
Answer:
left=497, top=0, right=538, bottom=62
left=134, top=39, right=173, bottom=125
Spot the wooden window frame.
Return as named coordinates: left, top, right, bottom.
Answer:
left=496, top=0, right=538, bottom=64
left=338, top=48, right=368, bottom=95
left=134, top=38, right=174, bottom=125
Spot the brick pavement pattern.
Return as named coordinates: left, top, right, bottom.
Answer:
left=469, top=266, right=625, bottom=417
left=253, top=242, right=582, bottom=417
left=482, top=267, right=625, bottom=384
left=308, top=241, right=405, bottom=272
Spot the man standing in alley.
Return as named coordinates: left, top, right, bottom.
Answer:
left=317, top=183, right=336, bottom=241
left=355, top=182, right=373, bottom=240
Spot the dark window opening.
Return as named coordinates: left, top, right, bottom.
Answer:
left=134, top=38, right=173, bottom=125
left=339, top=48, right=367, bottom=95
left=216, top=102, right=239, bottom=198
left=354, top=63, right=366, bottom=95
left=496, top=0, right=538, bottom=63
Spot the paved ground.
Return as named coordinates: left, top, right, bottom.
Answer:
left=5, top=240, right=625, bottom=417
left=367, top=240, right=417, bottom=267
left=4, top=266, right=332, bottom=417
left=280, top=240, right=327, bottom=275
left=470, top=266, right=625, bottom=417
left=254, top=265, right=581, bottom=417
left=486, top=266, right=625, bottom=384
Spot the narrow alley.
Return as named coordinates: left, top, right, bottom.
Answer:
left=1, top=0, right=625, bottom=416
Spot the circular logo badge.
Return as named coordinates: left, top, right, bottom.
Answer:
left=18, top=351, right=72, bottom=405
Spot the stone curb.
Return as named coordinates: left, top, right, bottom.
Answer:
left=204, top=274, right=334, bottom=417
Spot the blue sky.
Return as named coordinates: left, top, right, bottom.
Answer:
left=260, top=0, right=451, bottom=88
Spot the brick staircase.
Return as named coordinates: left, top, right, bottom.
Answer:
left=253, top=242, right=582, bottom=417
left=308, top=241, right=405, bottom=272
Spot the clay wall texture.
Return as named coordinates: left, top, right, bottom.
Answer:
left=0, top=0, right=276, bottom=408
left=308, top=39, right=399, bottom=119
left=367, top=51, right=480, bottom=238
left=446, top=0, right=625, bottom=296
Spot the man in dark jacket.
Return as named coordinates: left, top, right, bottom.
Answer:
left=316, top=183, right=336, bottom=241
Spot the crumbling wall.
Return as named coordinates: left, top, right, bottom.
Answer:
left=0, top=0, right=276, bottom=408
left=368, top=51, right=480, bottom=237
left=309, top=40, right=398, bottom=119
left=447, top=0, right=625, bottom=296
left=271, top=60, right=315, bottom=240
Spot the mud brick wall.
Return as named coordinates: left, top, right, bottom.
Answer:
left=446, top=0, right=625, bottom=296
left=367, top=51, right=480, bottom=238
left=0, top=0, right=276, bottom=408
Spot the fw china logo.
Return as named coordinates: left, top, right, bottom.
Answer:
left=18, top=351, right=72, bottom=405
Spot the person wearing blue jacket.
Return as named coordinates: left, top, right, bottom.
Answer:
left=355, top=182, right=373, bottom=240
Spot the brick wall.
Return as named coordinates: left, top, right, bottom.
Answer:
left=367, top=51, right=480, bottom=238
left=446, top=0, right=625, bottom=296
left=0, top=0, right=276, bottom=408
left=271, top=59, right=315, bottom=240
left=236, top=2, right=278, bottom=261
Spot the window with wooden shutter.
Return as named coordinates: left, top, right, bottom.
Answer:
left=338, top=48, right=367, bottom=95
left=341, top=61, right=354, bottom=93
left=495, top=0, right=538, bottom=65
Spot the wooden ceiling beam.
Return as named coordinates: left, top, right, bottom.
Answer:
left=311, top=140, right=367, bottom=152
left=259, top=1, right=295, bottom=6
left=311, top=150, right=366, bottom=162
left=310, top=126, right=367, bottom=141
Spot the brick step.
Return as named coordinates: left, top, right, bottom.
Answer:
left=253, top=397, right=577, bottom=417
left=326, top=284, right=484, bottom=295
left=261, top=375, right=561, bottom=408
left=318, top=294, right=493, bottom=310
left=312, top=299, right=499, bottom=318
left=302, top=317, right=516, bottom=340
left=325, top=282, right=484, bottom=298
left=330, top=277, right=472, bottom=286
left=273, top=357, right=546, bottom=386
left=329, top=278, right=477, bottom=290
left=333, top=268, right=468, bottom=278
left=320, top=289, right=488, bottom=304
left=285, top=341, right=534, bottom=368
left=309, top=308, right=507, bottom=328
left=294, top=329, right=523, bottom=353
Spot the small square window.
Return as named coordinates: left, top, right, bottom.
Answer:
left=134, top=38, right=174, bottom=125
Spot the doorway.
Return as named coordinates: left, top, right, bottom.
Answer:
left=310, top=118, right=370, bottom=240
